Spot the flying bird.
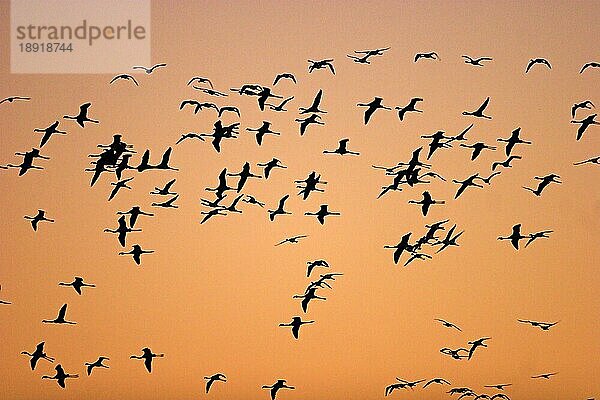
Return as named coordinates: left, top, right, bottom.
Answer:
left=150, top=178, right=177, bottom=195
left=279, top=316, right=314, bottom=339
left=463, top=97, right=492, bottom=119
left=497, top=127, right=532, bottom=156
left=497, top=224, right=527, bottom=250
left=275, top=235, right=308, bottom=246
left=491, top=155, right=522, bottom=171
left=204, top=373, right=227, bottom=394
left=570, top=114, right=598, bottom=140
left=109, top=74, right=139, bottom=86
left=306, top=260, right=330, bottom=277
left=308, top=59, right=335, bottom=74
left=395, top=98, right=423, bottom=121
left=130, top=347, right=164, bottom=373
left=41, top=364, right=78, bottom=388
left=117, top=206, right=153, bottom=228
left=273, top=73, right=297, bottom=85
left=415, top=52, right=440, bottom=62
left=435, top=318, right=462, bottom=331
left=0, top=96, right=31, bottom=105
left=108, top=177, right=134, bottom=201
left=63, top=102, right=99, bottom=127
left=304, top=204, right=341, bottom=224
left=462, top=55, right=493, bottom=66
left=423, top=378, right=451, bottom=388
left=323, top=138, right=360, bottom=156
left=531, top=372, right=558, bottom=379
left=268, top=195, right=292, bottom=221
left=408, top=191, right=445, bottom=216
left=21, top=342, right=55, bottom=370
left=33, top=121, right=67, bottom=147
left=119, top=244, right=154, bottom=265
left=262, top=379, right=295, bottom=400
left=523, top=174, right=561, bottom=196
left=384, top=233, right=412, bottom=264
left=24, top=209, right=54, bottom=231
left=85, top=357, right=110, bottom=376
left=526, top=58, right=551, bottom=73
left=467, top=337, right=491, bottom=360
left=58, top=277, right=95, bottom=295
left=571, top=100, right=594, bottom=118
left=299, top=89, right=327, bottom=114
left=187, top=76, right=213, bottom=87
left=42, top=304, right=76, bottom=325
left=133, top=63, right=167, bottom=74
left=579, top=61, right=599, bottom=73
left=357, top=97, right=391, bottom=124
left=104, top=215, right=142, bottom=246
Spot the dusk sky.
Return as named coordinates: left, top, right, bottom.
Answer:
left=1, top=1, right=599, bottom=399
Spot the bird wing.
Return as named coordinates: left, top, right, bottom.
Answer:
left=58, top=304, right=68, bottom=319
left=144, top=357, right=152, bottom=372
left=291, top=324, right=300, bottom=339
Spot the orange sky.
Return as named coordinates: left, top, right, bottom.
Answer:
left=1, top=1, right=599, bottom=399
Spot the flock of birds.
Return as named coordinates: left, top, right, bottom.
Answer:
left=1, top=46, right=598, bottom=399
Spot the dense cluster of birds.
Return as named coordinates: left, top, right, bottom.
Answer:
left=1, top=46, right=598, bottom=399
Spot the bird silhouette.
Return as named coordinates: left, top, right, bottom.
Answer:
left=404, top=252, right=432, bottom=266
left=395, top=98, right=423, bottom=121
left=246, top=121, right=281, bottom=146
left=130, top=347, right=164, bottom=373
left=63, top=103, right=99, bottom=127
left=151, top=194, right=179, bottom=208
left=58, top=277, right=95, bottom=295
left=433, top=225, right=464, bottom=253
left=408, top=191, right=445, bottom=216
left=415, top=52, right=440, bottom=62
left=491, top=155, right=522, bottom=171
left=176, top=132, right=206, bottom=144
left=308, top=59, right=335, bottom=74
left=484, top=383, right=512, bottom=390
left=104, top=215, right=142, bottom=246
left=194, top=87, right=228, bottom=97
left=435, top=318, right=462, bottom=331
left=518, top=319, right=559, bottom=330
left=110, top=74, right=139, bottom=86
left=440, top=347, right=470, bottom=360
left=42, top=364, right=78, bottom=388
left=452, top=173, right=483, bottom=199
left=268, top=195, right=291, bottom=221
left=187, top=76, right=213, bottom=88
left=256, top=86, right=283, bottom=111
left=497, top=127, right=532, bottom=156
left=150, top=178, right=177, bottom=196
left=573, top=156, right=600, bottom=166
left=462, top=55, right=493, bottom=66
left=570, top=114, right=598, bottom=140
left=42, top=304, right=76, bottom=324
left=218, top=106, right=241, bottom=118
left=467, top=337, right=491, bottom=360
left=526, top=58, right=551, bottom=73
left=242, top=194, right=265, bottom=208
left=262, top=379, right=295, bottom=400
left=357, top=97, right=391, bottom=124
left=258, top=158, right=287, bottom=179
left=304, top=204, right=341, bottom=224
left=228, top=162, right=261, bottom=192
left=463, top=97, right=492, bottom=119
left=460, top=142, right=497, bottom=160
left=299, top=89, right=327, bottom=114
left=204, top=373, right=227, bottom=393
left=266, top=96, right=294, bottom=112
left=571, top=100, right=594, bottom=118
left=33, top=121, right=67, bottom=147
left=200, top=208, right=228, bottom=224
left=6, top=148, right=50, bottom=175
left=117, top=206, right=153, bottom=228
left=206, top=169, right=234, bottom=199
left=24, top=209, right=54, bottom=231
left=133, top=63, right=166, bottom=74
left=477, top=172, right=502, bottom=185
left=295, top=114, right=324, bottom=136
left=306, top=260, right=330, bottom=277
left=523, top=174, right=561, bottom=196
left=108, top=177, right=134, bottom=201
left=279, top=316, right=314, bottom=339
left=498, top=224, right=527, bottom=250
left=21, top=342, right=55, bottom=370
left=323, top=138, right=360, bottom=155
left=85, top=357, right=110, bottom=375
left=273, top=73, right=297, bottom=85
left=580, top=61, right=600, bottom=73
left=384, top=233, right=412, bottom=264
left=295, top=171, right=327, bottom=200
left=137, top=147, right=178, bottom=171
left=0, top=96, right=31, bottom=105
left=385, top=382, right=409, bottom=396
left=293, top=286, right=326, bottom=312
left=119, top=244, right=154, bottom=265
left=531, top=372, right=558, bottom=379
left=423, top=378, right=451, bottom=388
left=275, top=235, right=308, bottom=246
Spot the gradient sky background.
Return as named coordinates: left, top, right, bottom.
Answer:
left=1, top=1, right=599, bottom=399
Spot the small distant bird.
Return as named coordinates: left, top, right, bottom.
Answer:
left=258, top=158, right=287, bottom=179
left=262, top=379, right=295, bottom=400
left=117, top=206, right=153, bottom=228
left=384, top=232, right=412, bottom=265
left=492, top=155, right=522, bottom=171
left=63, top=102, right=99, bottom=127
left=433, top=224, right=463, bottom=253
left=187, top=76, right=213, bottom=88
left=246, top=121, right=281, bottom=146
left=460, top=142, right=497, bottom=161
left=467, top=337, right=491, bottom=360
left=242, top=195, right=265, bottom=208
left=306, top=260, right=330, bottom=277
left=484, top=383, right=512, bottom=390
left=498, top=224, right=527, bottom=250
left=463, top=97, right=492, bottom=119
left=415, top=52, right=440, bottom=62
left=525, top=230, right=554, bottom=249
left=176, top=132, right=205, bottom=144
left=42, top=364, right=78, bottom=388
left=0, top=96, right=31, bottom=105
left=119, top=244, right=154, bottom=265
left=531, top=372, right=558, bottom=379
left=21, top=342, right=55, bottom=370
left=423, top=378, right=451, bottom=388
left=58, top=277, right=95, bottom=295
left=33, top=121, right=67, bottom=147
left=571, top=100, right=594, bottom=118
left=24, top=209, right=54, bottom=231
left=266, top=96, right=294, bottom=112
left=308, top=59, right=335, bottom=74
left=579, top=61, right=599, bottom=74
left=151, top=194, right=179, bottom=208
left=279, top=316, right=314, bottom=339
left=523, top=174, right=561, bottom=196
left=132, top=63, right=167, bottom=74
left=497, top=127, right=532, bottom=156
left=452, top=173, right=483, bottom=199
left=150, top=178, right=177, bottom=195
left=85, top=357, right=110, bottom=375
left=462, top=55, right=493, bottom=66
left=275, top=235, right=308, bottom=246
left=204, top=373, right=227, bottom=394
left=323, top=138, right=360, bottom=156
left=357, top=97, right=391, bottom=124
left=478, top=172, right=502, bottom=184
left=435, top=318, right=462, bottom=331
left=108, top=177, right=134, bottom=201
left=395, top=98, right=423, bottom=121
left=268, top=195, right=291, bottom=221
left=104, top=215, right=142, bottom=246
left=42, top=304, right=76, bottom=325
left=130, top=347, right=164, bottom=373
left=526, top=58, right=551, bottom=73
left=518, top=319, right=559, bottom=330
left=573, top=156, right=600, bottom=166
left=295, top=113, right=324, bottom=136
left=273, top=73, right=297, bottom=85
left=218, top=106, right=241, bottom=118
left=570, top=114, right=598, bottom=141
left=299, top=89, right=327, bottom=114
left=304, top=204, right=341, bottom=225
left=194, top=87, right=228, bottom=97
left=109, top=74, right=139, bottom=86
left=408, top=191, right=445, bottom=216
